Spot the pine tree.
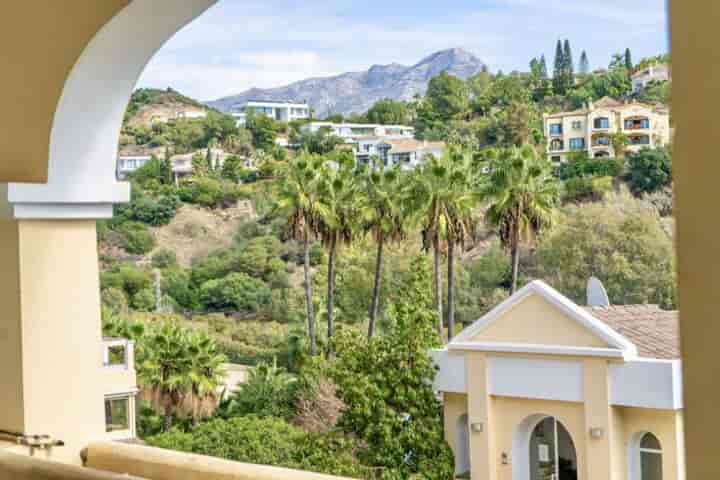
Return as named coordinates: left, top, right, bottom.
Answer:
left=539, top=54, right=548, bottom=79
left=563, top=39, right=574, bottom=78
left=624, top=48, right=633, bottom=71
left=579, top=50, right=590, bottom=75
left=553, top=40, right=565, bottom=93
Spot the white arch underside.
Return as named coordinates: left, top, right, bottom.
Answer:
left=6, top=0, right=216, bottom=218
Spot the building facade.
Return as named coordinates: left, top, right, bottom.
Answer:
left=355, top=137, right=444, bottom=170
left=231, top=100, right=310, bottom=126
left=632, top=64, right=670, bottom=93
left=433, top=280, right=683, bottom=480
left=301, top=122, right=414, bottom=142
left=543, top=97, right=670, bottom=164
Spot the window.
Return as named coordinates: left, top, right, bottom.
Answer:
left=571, top=120, right=582, bottom=129
left=105, top=344, right=127, bottom=366
left=593, top=135, right=610, bottom=146
left=551, top=156, right=561, bottom=163
left=594, top=117, right=610, bottom=129
left=625, top=118, right=650, bottom=129
left=569, top=138, right=585, bottom=150
left=639, top=433, right=662, bottom=480
left=105, top=397, right=129, bottom=432
left=549, top=123, right=562, bottom=135
left=629, top=135, right=651, bottom=145
left=550, top=139, right=564, bottom=151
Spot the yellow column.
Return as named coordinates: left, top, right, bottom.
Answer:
left=582, top=359, right=613, bottom=480
left=0, top=219, right=106, bottom=464
left=466, top=352, right=495, bottom=480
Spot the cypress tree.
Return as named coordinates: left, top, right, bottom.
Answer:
left=539, top=54, right=548, bottom=79
left=563, top=40, right=574, bottom=77
left=624, top=48, right=633, bottom=71
left=579, top=51, right=590, bottom=75
left=553, top=40, right=565, bottom=93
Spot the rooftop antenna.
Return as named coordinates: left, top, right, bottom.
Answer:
left=586, top=276, right=610, bottom=307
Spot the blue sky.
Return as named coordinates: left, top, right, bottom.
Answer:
left=137, top=0, right=669, bottom=101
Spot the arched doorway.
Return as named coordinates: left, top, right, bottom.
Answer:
left=455, top=414, right=470, bottom=476
left=513, top=415, right=578, bottom=480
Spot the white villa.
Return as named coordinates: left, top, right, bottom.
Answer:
left=231, top=100, right=310, bottom=126
left=355, top=137, right=445, bottom=169
left=632, top=64, right=670, bottom=93
left=301, top=122, right=415, bottom=142
left=101, top=338, right=139, bottom=441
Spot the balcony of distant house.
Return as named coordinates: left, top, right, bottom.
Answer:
left=628, top=134, right=652, bottom=146
left=624, top=116, right=651, bottom=131
left=591, top=133, right=611, bottom=148
left=592, top=116, right=611, bottom=130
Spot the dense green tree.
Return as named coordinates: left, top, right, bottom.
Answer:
left=626, top=146, right=672, bottom=194
left=579, top=50, right=590, bottom=75
left=293, top=127, right=343, bottom=155
left=482, top=146, right=559, bottom=292
left=553, top=40, right=566, bottom=94
left=276, top=154, right=324, bottom=355
left=246, top=112, right=279, bottom=151
left=416, top=71, right=469, bottom=140
left=220, top=155, right=246, bottom=183
left=539, top=54, right=549, bottom=79
left=533, top=191, right=676, bottom=308
left=329, top=256, right=453, bottom=479
left=624, top=47, right=634, bottom=71
left=365, top=98, right=411, bottom=125
left=199, top=272, right=272, bottom=314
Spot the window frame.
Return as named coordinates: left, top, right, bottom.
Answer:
left=594, top=117, right=610, bottom=129
left=629, top=432, right=663, bottom=480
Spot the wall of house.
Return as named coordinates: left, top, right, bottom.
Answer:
left=443, top=392, right=468, bottom=473
left=469, top=293, right=610, bottom=348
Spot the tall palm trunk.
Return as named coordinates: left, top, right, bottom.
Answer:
left=327, top=236, right=337, bottom=343
left=303, top=227, right=317, bottom=356
left=163, top=404, right=173, bottom=432
left=447, top=240, right=455, bottom=341
left=368, top=235, right=384, bottom=339
left=510, top=219, right=521, bottom=294
left=433, top=234, right=443, bottom=336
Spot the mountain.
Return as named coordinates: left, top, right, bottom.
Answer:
left=206, top=48, right=487, bottom=117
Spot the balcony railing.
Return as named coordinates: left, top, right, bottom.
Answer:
left=0, top=441, right=353, bottom=480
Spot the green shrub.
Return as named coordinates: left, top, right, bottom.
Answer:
left=626, top=146, right=672, bottom=194
left=101, top=263, right=152, bottom=299
left=216, top=362, right=298, bottom=420
left=179, top=177, right=241, bottom=209
left=132, top=288, right=156, bottom=312
left=162, top=268, right=197, bottom=311
left=101, top=287, right=128, bottom=314
left=199, top=272, right=272, bottom=313
left=125, top=193, right=180, bottom=226
left=152, top=248, right=178, bottom=269
left=562, top=176, right=613, bottom=202
left=146, top=416, right=367, bottom=478
left=558, top=153, right=623, bottom=180
left=116, top=221, right=155, bottom=254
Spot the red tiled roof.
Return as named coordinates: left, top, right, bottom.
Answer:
left=585, top=305, right=680, bottom=359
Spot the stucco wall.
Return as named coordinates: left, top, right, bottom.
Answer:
left=470, top=293, right=609, bottom=348
left=443, top=392, right=468, bottom=473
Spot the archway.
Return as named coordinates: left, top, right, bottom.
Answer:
left=513, top=414, right=578, bottom=480
left=629, top=432, right=663, bottom=480
left=455, top=414, right=470, bottom=476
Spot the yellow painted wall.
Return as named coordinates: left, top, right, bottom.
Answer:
left=0, top=220, right=107, bottom=464
left=470, top=294, right=609, bottom=348
left=443, top=393, right=468, bottom=472
left=582, top=359, right=613, bottom=480
left=0, top=1, right=129, bottom=183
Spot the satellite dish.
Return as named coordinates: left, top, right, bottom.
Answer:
left=586, top=276, right=610, bottom=307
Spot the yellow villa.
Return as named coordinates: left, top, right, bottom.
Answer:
left=433, top=280, right=683, bottom=480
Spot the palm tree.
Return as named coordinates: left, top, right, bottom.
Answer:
left=137, top=322, right=192, bottom=432
left=186, top=331, right=226, bottom=427
left=314, top=153, right=363, bottom=344
left=276, top=154, right=323, bottom=355
left=362, top=165, right=407, bottom=338
left=408, top=149, right=478, bottom=338
left=441, top=150, right=477, bottom=339
left=481, top=146, right=559, bottom=293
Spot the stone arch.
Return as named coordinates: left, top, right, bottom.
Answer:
left=6, top=0, right=216, bottom=218
left=512, top=413, right=578, bottom=480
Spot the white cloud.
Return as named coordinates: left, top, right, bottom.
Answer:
left=136, top=0, right=668, bottom=100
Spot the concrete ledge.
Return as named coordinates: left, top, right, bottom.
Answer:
left=84, top=441, right=354, bottom=480
left=0, top=450, right=142, bottom=479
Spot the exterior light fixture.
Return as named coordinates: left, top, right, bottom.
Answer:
left=589, top=427, right=604, bottom=439
left=471, top=422, right=484, bottom=433
left=501, top=452, right=509, bottom=465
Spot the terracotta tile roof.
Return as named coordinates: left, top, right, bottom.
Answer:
left=585, top=305, right=680, bottom=359
left=593, top=96, right=624, bottom=108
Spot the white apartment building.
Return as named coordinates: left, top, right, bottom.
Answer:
left=543, top=96, right=670, bottom=164
left=302, top=122, right=414, bottom=142
left=631, top=63, right=670, bottom=92
left=231, top=100, right=310, bottom=126
left=355, top=138, right=445, bottom=170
